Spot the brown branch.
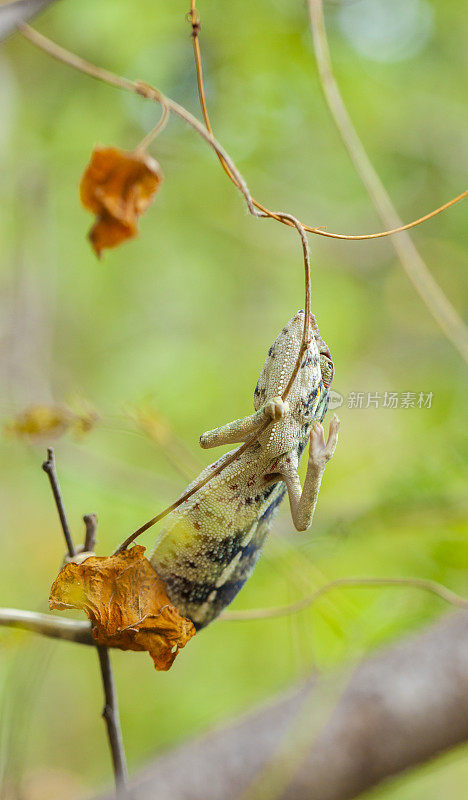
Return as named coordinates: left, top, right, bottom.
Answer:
left=307, top=0, right=468, bottom=363
left=42, top=447, right=75, bottom=557
left=41, top=449, right=129, bottom=799
left=97, top=612, right=468, bottom=800
left=114, top=0, right=468, bottom=549
left=83, top=512, right=98, bottom=552
left=97, top=646, right=129, bottom=798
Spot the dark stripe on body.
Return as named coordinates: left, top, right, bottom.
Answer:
left=201, top=531, right=245, bottom=565
left=169, top=482, right=287, bottom=628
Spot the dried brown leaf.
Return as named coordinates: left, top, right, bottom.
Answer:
left=49, top=546, right=195, bottom=670
left=80, top=146, right=163, bottom=257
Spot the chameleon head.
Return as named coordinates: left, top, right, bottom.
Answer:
left=254, top=310, right=334, bottom=455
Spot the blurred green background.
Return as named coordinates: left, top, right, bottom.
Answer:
left=0, top=0, right=467, bottom=797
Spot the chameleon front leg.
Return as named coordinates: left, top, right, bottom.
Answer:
left=200, top=396, right=289, bottom=449
left=281, top=415, right=340, bottom=531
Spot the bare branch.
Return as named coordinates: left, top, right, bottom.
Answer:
left=0, top=607, right=93, bottom=644
left=42, top=446, right=75, bottom=557
left=83, top=512, right=98, bottom=552
left=97, top=646, right=129, bottom=799
left=97, top=612, right=468, bottom=800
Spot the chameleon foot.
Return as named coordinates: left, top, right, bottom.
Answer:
left=310, top=415, right=340, bottom=468
left=263, top=396, right=289, bottom=422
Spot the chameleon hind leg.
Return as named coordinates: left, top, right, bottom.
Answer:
left=200, top=396, right=289, bottom=449
left=281, top=415, right=340, bottom=531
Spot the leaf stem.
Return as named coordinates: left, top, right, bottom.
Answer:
left=134, top=101, right=170, bottom=154
left=18, top=23, right=257, bottom=218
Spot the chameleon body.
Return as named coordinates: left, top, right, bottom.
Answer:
left=149, top=310, right=339, bottom=629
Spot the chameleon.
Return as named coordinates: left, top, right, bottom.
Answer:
left=149, top=309, right=340, bottom=629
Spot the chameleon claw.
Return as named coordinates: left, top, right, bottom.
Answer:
left=264, top=396, right=289, bottom=422
left=309, top=416, right=339, bottom=466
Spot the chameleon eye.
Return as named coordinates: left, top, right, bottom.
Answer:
left=320, top=354, right=334, bottom=388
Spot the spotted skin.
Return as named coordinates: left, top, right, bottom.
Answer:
left=150, top=311, right=339, bottom=629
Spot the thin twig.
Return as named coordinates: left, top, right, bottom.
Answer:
left=186, top=2, right=468, bottom=240
left=97, top=646, right=129, bottom=799
left=18, top=23, right=467, bottom=241
left=42, top=447, right=75, bottom=557
left=0, top=607, right=93, bottom=643
left=307, top=0, right=468, bottom=363
left=272, top=214, right=311, bottom=398
left=83, top=512, right=98, bottom=552
left=41, top=449, right=128, bottom=798
left=221, top=576, right=468, bottom=621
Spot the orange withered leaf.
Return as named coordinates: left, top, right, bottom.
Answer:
left=49, top=546, right=195, bottom=670
left=80, top=146, right=163, bottom=257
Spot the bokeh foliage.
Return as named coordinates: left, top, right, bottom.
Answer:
left=0, top=0, right=467, bottom=797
